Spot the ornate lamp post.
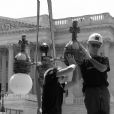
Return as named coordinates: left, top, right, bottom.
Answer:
left=9, top=35, right=32, bottom=95
left=64, top=21, right=86, bottom=65
left=69, top=21, right=80, bottom=42
left=40, top=42, right=49, bottom=57
left=37, top=42, right=52, bottom=87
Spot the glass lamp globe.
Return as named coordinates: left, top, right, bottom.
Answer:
left=15, top=52, right=27, bottom=60
left=9, top=73, right=33, bottom=95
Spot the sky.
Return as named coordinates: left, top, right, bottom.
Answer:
left=0, top=0, right=114, bottom=19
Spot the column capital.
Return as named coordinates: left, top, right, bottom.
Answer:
left=103, top=38, right=111, bottom=44
left=0, top=48, right=8, bottom=55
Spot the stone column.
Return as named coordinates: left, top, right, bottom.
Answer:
left=64, top=72, right=74, bottom=105
left=25, top=45, right=34, bottom=94
left=103, top=40, right=113, bottom=101
left=26, top=45, right=30, bottom=56
left=33, top=49, right=37, bottom=94
left=103, top=41, right=110, bottom=57
left=103, top=40, right=114, bottom=103
left=0, top=52, right=2, bottom=84
left=29, top=45, right=37, bottom=94
left=64, top=88, right=74, bottom=105
left=8, top=44, right=14, bottom=81
left=8, top=44, right=14, bottom=92
left=1, top=49, right=7, bottom=92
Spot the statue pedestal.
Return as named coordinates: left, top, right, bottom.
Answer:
left=4, top=94, right=38, bottom=114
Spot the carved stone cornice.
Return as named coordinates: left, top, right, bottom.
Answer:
left=0, top=27, right=51, bottom=36
left=0, top=17, right=35, bottom=28
left=0, top=17, right=36, bottom=35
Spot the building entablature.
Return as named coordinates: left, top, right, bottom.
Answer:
left=54, top=13, right=114, bottom=29
left=0, top=12, right=114, bottom=34
left=0, top=12, right=114, bottom=46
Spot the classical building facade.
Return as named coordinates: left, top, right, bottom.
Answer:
left=1, top=12, right=114, bottom=114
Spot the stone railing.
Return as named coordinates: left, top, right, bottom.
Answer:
left=73, top=97, right=84, bottom=105
left=5, top=108, right=23, bottom=114
left=54, top=13, right=114, bottom=29
left=1, top=12, right=114, bottom=34
left=4, top=94, right=38, bottom=114
left=63, top=96, right=84, bottom=105
left=4, top=94, right=37, bottom=101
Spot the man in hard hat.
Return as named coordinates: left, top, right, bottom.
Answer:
left=79, top=33, right=110, bottom=114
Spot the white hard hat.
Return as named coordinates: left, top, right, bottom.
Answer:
left=87, top=33, right=103, bottom=44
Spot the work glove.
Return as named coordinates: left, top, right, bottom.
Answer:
left=79, top=43, right=92, bottom=60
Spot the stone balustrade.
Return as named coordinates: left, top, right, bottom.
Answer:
left=0, top=12, right=114, bottom=34
left=4, top=94, right=37, bottom=101
left=4, top=94, right=38, bottom=114
left=54, top=13, right=114, bottom=29
left=3, top=93, right=114, bottom=114
left=73, top=97, right=84, bottom=105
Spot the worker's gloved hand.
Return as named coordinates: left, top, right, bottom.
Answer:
left=79, top=43, right=92, bottom=60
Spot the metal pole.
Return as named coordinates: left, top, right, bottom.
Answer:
left=47, top=0, right=56, bottom=61
left=0, top=89, right=5, bottom=113
left=35, top=0, right=42, bottom=114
